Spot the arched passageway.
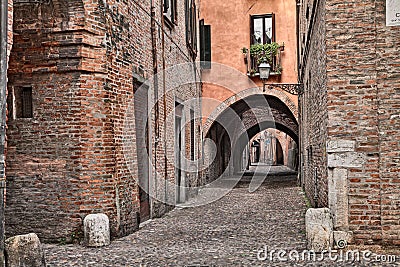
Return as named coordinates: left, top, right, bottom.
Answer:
left=203, top=93, right=298, bottom=181
left=249, top=130, right=286, bottom=165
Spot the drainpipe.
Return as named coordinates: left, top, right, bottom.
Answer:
left=296, top=0, right=303, bottom=186
left=160, top=0, right=168, bottom=207
left=314, top=167, right=318, bottom=208
left=0, top=0, right=7, bottom=264
left=150, top=0, right=159, bottom=217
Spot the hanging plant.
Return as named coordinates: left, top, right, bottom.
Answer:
left=249, top=42, right=280, bottom=65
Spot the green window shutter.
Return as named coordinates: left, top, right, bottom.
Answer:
left=200, top=20, right=211, bottom=69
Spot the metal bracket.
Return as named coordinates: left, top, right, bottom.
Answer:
left=264, top=83, right=304, bottom=95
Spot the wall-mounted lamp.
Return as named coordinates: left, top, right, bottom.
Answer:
left=258, top=62, right=271, bottom=92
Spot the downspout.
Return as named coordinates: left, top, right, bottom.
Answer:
left=0, top=0, right=7, bottom=265
left=150, top=0, right=158, bottom=217
left=160, top=0, right=168, bottom=207
left=296, top=0, right=303, bottom=186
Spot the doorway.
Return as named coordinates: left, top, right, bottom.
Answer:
left=175, top=101, right=185, bottom=203
left=134, top=82, right=150, bottom=223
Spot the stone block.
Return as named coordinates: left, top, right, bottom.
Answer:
left=305, top=208, right=333, bottom=252
left=327, top=152, right=365, bottom=168
left=84, top=213, right=110, bottom=247
left=333, top=231, right=353, bottom=249
left=326, top=140, right=355, bottom=153
left=5, top=233, right=46, bottom=267
left=328, top=168, right=349, bottom=230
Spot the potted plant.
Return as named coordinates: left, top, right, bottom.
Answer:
left=242, top=47, right=248, bottom=64
left=249, top=42, right=280, bottom=66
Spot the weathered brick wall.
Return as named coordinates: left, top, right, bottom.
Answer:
left=6, top=0, right=89, bottom=242
left=5, top=0, right=202, bottom=242
left=298, top=0, right=328, bottom=208
left=375, top=0, right=400, bottom=246
left=325, top=0, right=382, bottom=244
left=301, top=0, right=400, bottom=245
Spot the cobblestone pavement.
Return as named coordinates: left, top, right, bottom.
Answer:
left=44, top=167, right=400, bottom=266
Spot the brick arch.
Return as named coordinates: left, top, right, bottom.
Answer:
left=203, top=90, right=298, bottom=178
left=203, top=87, right=297, bottom=136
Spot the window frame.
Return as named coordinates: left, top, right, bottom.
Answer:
left=7, top=86, right=33, bottom=119
left=185, top=0, right=197, bottom=58
left=164, top=0, right=178, bottom=28
left=21, top=87, right=33, bottom=118
left=199, top=19, right=211, bottom=69
left=250, top=13, right=276, bottom=46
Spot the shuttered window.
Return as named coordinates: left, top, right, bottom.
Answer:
left=185, top=0, right=197, bottom=57
left=164, top=0, right=177, bottom=26
left=200, top=19, right=211, bottom=69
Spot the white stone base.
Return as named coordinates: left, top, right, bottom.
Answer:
left=305, top=208, right=333, bottom=252
left=84, top=213, right=111, bottom=247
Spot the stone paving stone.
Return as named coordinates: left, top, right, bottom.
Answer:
left=43, top=170, right=400, bottom=266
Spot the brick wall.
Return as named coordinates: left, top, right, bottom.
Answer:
left=300, top=0, right=400, bottom=245
left=6, top=0, right=87, bottom=242
left=326, top=0, right=382, bottom=244
left=298, top=0, right=328, bottom=209
left=375, top=0, right=400, bottom=246
left=5, top=0, right=202, bottom=242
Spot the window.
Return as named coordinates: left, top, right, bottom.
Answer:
left=185, top=0, right=197, bottom=57
left=164, top=0, right=177, bottom=26
left=199, top=19, right=211, bottom=69
left=190, top=109, right=195, bottom=161
left=248, top=14, right=281, bottom=75
left=250, top=14, right=275, bottom=45
left=20, top=87, right=33, bottom=118
left=8, top=86, right=33, bottom=119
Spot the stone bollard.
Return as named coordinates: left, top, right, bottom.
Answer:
left=5, top=233, right=46, bottom=267
left=305, top=208, right=333, bottom=252
left=84, top=213, right=110, bottom=247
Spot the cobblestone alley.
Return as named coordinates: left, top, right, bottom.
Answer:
left=43, top=166, right=399, bottom=266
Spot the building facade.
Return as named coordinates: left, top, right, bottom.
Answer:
left=299, top=0, right=400, bottom=245
left=199, top=0, right=300, bottom=180
left=5, top=0, right=202, bottom=242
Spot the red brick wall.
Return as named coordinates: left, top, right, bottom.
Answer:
left=375, top=0, right=400, bottom=246
left=298, top=0, right=329, bottom=208
left=5, top=0, right=202, bottom=242
left=6, top=1, right=90, bottom=241
left=300, top=0, right=400, bottom=245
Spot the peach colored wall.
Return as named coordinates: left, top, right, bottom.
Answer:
left=200, top=0, right=298, bottom=121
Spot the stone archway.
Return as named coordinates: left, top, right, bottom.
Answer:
left=203, top=92, right=298, bottom=180
left=203, top=87, right=298, bottom=137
